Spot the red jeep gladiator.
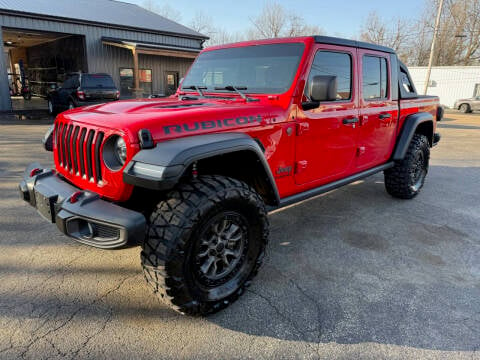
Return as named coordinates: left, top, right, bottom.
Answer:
left=19, top=36, right=442, bottom=315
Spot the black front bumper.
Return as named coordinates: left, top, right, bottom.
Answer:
left=19, top=163, right=146, bottom=249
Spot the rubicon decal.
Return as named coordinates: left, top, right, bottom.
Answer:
left=164, top=115, right=263, bottom=134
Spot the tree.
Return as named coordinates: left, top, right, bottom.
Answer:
left=142, top=1, right=182, bottom=22
left=248, top=2, right=323, bottom=39
left=360, top=1, right=480, bottom=66
left=360, top=12, right=411, bottom=62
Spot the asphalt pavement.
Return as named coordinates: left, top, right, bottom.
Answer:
left=0, top=112, right=479, bottom=359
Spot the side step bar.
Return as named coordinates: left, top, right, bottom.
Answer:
left=274, top=162, right=394, bottom=210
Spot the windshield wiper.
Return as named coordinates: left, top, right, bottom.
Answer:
left=182, top=85, right=207, bottom=97
left=214, top=85, right=259, bottom=102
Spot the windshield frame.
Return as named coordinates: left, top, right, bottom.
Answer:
left=181, top=42, right=306, bottom=96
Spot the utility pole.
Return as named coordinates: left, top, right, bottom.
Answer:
left=423, top=0, right=444, bottom=95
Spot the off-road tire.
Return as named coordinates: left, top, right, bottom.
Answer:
left=384, top=134, right=430, bottom=199
left=141, top=175, right=269, bottom=315
left=459, top=103, right=471, bottom=113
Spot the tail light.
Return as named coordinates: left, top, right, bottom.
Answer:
left=77, top=90, right=85, bottom=100
left=115, top=90, right=120, bottom=100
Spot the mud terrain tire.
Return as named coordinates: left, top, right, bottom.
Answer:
left=384, top=134, right=430, bottom=199
left=141, top=175, right=269, bottom=315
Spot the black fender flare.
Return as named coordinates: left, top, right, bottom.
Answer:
left=392, top=112, right=434, bottom=160
left=123, top=132, right=280, bottom=205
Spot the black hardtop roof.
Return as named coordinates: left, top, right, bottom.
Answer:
left=314, top=35, right=396, bottom=54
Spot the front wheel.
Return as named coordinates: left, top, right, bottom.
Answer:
left=384, top=134, right=430, bottom=199
left=142, top=175, right=269, bottom=315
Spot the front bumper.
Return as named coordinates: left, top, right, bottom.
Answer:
left=19, top=163, right=146, bottom=249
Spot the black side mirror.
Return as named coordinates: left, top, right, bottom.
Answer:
left=310, top=75, right=337, bottom=101
left=302, top=75, right=337, bottom=110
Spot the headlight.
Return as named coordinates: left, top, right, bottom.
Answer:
left=103, top=135, right=127, bottom=171
left=115, top=137, right=127, bottom=164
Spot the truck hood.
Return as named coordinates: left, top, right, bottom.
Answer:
left=60, top=97, right=280, bottom=143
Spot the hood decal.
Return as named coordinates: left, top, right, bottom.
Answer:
left=164, top=115, right=263, bottom=134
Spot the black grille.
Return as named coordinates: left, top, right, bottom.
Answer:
left=95, top=223, right=120, bottom=240
left=55, top=122, right=104, bottom=183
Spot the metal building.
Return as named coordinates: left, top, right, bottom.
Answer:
left=409, top=66, right=480, bottom=108
left=0, top=0, right=207, bottom=112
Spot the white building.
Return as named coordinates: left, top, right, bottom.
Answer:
left=408, top=66, right=480, bottom=108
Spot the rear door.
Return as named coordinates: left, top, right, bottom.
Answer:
left=356, top=50, right=399, bottom=170
left=295, top=45, right=359, bottom=186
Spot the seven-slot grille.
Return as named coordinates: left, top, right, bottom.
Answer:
left=55, top=122, right=105, bottom=183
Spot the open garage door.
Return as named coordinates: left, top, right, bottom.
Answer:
left=3, top=28, right=87, bottom=112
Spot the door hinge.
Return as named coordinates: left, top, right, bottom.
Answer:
left=295, top=160, right=308, bottom=174
left=296, top=122, right=310, bottom=136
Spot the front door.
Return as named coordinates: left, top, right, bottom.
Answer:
left=164, top=71, right=179, bottom=96
left=356, top=50, right=398, bottom=170
left=295, top=46, right=359, bottom=186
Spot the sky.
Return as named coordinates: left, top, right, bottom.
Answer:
left=125, top=0, right=425, bottom=38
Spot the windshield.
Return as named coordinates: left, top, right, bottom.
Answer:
left=82, top=74, right=115, bottom=88
left=182, top=43, right=305, bottom=94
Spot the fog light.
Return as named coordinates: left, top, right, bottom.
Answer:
left=132, top=162, right=166, bottom=178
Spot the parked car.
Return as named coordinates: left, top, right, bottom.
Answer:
left=47, top=73, right=120, bottom=115
left=20, top=36, right=442, bottom=316
left=453, top=96, right=480, bottom=113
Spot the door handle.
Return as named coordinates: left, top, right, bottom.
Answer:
left=379, top=113, right=392, bottom=120
left=342, top=117, right=359, bottom=125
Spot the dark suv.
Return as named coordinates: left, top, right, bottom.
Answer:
left=47, top=73, right=120, bottom=115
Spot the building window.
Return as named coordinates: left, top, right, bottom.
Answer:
left=139, top=69, right=152, bottom=96
left=119, top=68, right=134, bottom=97
left=119, top=68, right=153, bottom=97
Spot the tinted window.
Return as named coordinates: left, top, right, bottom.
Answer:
left=82, top=74, right=115, bottom=88
left=182, top=43, right=305, bottom=94
left=306, top=51, right=352, bottom=100
left=62, top=76, right=78, bottom=89
left=400, top=69, right=415, bottom=94
left=363, top=56, right=388, bottom=99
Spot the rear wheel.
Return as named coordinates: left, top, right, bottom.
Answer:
left=459, top=103, right=471, bottom=113
left=384, top=134, right=430, bottom=199
left=141, top=175, right=269, bottom=315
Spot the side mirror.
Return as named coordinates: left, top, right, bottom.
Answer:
left=310, top=75, right=337, bottom=102
left=302, top=75, right=337, bottom=111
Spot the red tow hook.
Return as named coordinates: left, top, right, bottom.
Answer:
left=29, top=168, right=42, bottom=177
left=69, top=191, right=84, bottom=204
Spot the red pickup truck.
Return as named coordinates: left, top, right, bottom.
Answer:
left=19, top=36, right=442, bottom=315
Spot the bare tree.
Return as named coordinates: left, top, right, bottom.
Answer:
left=142, top=1, right=182, bottom=22
left=360, top=11, right=411, bottom=59
left=361, top=1, right=480, bottom=66
left=248, top=2, right=323, bottom=39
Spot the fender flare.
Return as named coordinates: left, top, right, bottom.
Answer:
left=123, top=132, right=280, bottom=205
left=392, top=112, right=434, bottom=160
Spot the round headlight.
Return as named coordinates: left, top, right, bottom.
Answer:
left=114, top=137, right=127, bottom=164
left=103, top=135, right=127, bottom=171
